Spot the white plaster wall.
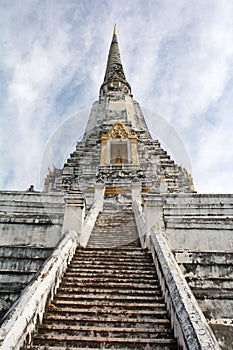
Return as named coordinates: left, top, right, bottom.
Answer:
left=0, top=191, right=65, bottom=248
left=167, top=228, right=233, bottom=251
left=164, top=194, right=233, bottom=252
left=0, top=224, right=62, bottom=247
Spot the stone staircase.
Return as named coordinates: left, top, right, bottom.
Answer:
left=25, top=211, right=178, bottom=349
left=88, top=210, right=138, bottom=248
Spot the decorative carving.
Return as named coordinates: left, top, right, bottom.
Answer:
left=102, top=122, right=137, bottom=140
left=97, top=166, right=145, bottom=181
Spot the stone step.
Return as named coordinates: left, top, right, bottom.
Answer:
left=87, top=240, right=139, bottom=247
left=70, top=252, right=151, bottom=259
left=55, top=292, right=164, bottom=302
left=79, top=242, right=145, bottom=252
left=68, top=262, right=154, bottom=270
left=87, top=237, right=139, bottom=243
left=62, top=275, right=158, bottom=285
left=87, top=243, right=138, bottom=248
left=89, top=225, right=137, bottom=230
left=77, top=246, right=144, bottom=253
left=32, top=334, right=176, bottom=349
left=92, top=227, right=136, bottom=231
left=43, top=313, right=171, bottom=326
left=71, top=251, right=150, bottom=258
left=50, top=299, right=166, bottom=310
left=27, top=345, right=175, bottom=350
left=37, top=324, right=173, bottom=338
left=73, top=249, right=150, bottom=257
left=70, top=255, right=153, bottom=263
left=67, top=264, right=155, bottom=271
left=92, top=222, right=136, bottom=227
left=59, top=281, right=160, bottom=290
left=89, top=233, right=137, bottom=238
left=68, top=263, right=154, bottom=271
left=44, top=306, right=168, bottom=318
left=93, top=223, right=135, bottom=228
left=90, top=228, right=137, bottom=232
left=58, top=286, right=162, bottom=296
left=77, top=253, right=144, bottom=260
left=65, top=270, right=156, bottom=279
left=80, top=245, right=142, bottom=252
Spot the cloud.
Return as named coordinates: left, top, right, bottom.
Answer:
left=0, top=0, right=233, bottom=194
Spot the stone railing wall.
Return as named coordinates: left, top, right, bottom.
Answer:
left=79, top=184, right=105, bottom=248
left=132, top=199, right=146, bottom=248
left=0, top=230, right=78, bottom=350
left=79, top=203, right=101, bottom=247
left=150, top=232, right=220, bottom=350
left=133, top=198, right=220, bottom=350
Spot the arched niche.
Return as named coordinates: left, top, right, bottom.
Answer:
left=100, top=122, right=139, bottom=165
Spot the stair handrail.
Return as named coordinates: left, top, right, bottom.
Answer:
left=0, top=230, right=78, bottom=350
left=132, top=198, right=146, bottom=248
left=150, top=229, right=221, bottom=350
left=79, top=185, right=105, bottom=248
left=133, top=198, right=220, bottom=350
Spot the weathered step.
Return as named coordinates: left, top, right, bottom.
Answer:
left=72, top=253, right=152, bottom=263
left=37, top=324, right=173, bottom=338
left=45, top=306, right=168, bottom=319
left=76, top=248, right=148, bottom=256
left=88, top=240, right=138, bottom=243
left=86, top=240, right=141, bottom=245
left=72, top=254, right=152, bottom=263
left=55, top=292, right=164, bottom=302
left=88, top=236, right=138, bottom=241
left=91, top=226, right=136, bottom=230
left=66, top=268, right=156, bottom=277
left=29, top=344, right=176, bottom=350
left=70, top=258, right=153, bottom=267
left=89, top=233, right=137, bottom=238
left=90, top=230, right=137, bottom=235
left=69, top=259, right=151, bottom=270
left=50, top=299, right=166, bottom=310
left=32, top=334, right=177, bottom=349
left=71, top=248, right=150, bottom=256
left=62, top=275, right=158, bottom=284
left=87, top=244, right=140, bottom=249
left=43, top=314, right=171, bottom=328
left=28, top=345, right=175, bottom=350
left=59, top=280, right=161, bottom=290
left=58, top=286, right=162, bottom=296
left=82, top=243, right=142, bottom=251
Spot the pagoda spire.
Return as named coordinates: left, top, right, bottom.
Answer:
left=100, top=26, right=131, bottom=96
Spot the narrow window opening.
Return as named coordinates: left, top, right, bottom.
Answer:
left=110, top=142, right=128, bottom=164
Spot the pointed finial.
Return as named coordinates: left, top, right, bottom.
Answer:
left=100, top=25, right=131, bottom=96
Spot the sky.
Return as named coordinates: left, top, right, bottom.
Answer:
left=1, top=0, right=233, bottom=193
